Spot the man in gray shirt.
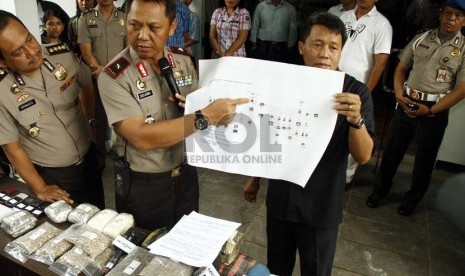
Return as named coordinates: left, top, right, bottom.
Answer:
left=250, top=0, right=297, bottom=62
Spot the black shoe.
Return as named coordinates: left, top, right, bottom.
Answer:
left=366, top=193, right=384, bottom=208
left=397, top=200, right=416, bottom=216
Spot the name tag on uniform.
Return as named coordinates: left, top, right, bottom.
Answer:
left=437, top=68, right=447, bottom=82
left=137, top=90, right=153, bottom=100
left=18, top=99, right=36, bottom=111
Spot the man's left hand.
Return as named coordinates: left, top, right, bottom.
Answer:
left=333, top=93, right=362, bottom=124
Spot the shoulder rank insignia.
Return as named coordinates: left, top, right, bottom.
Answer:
left=0, top=69, right=7, bottom=82
left=105, top=57, right=130, bottom=79
left=168, top=46, right=192, bottom=56
left=45, top=43, right=70, bottom=55
left=79, top=9, right=93, bottom=20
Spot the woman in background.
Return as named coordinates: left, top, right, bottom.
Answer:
left=41, top=8, right=69, bottom=44
left=210, top=0, right=251, bottom=57
left=68, top=0, right=97, bottom=55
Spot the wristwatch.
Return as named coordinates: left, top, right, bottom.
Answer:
left=349, top=117, right=365, bottom=129
left=194, top=110, right=208, bottom=130
left=88, top=119, right=97, bottom=127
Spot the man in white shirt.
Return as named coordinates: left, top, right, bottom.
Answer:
left=338, top=0, right=392, bottom=184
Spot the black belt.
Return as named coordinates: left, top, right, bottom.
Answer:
left=257, top=39, right=287, bottom=46
left=131, top=163, right=184, bottom=181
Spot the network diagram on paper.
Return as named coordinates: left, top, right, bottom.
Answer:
left=204, top=79, right=320, bottom=149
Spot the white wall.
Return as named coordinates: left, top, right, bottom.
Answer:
left=1, top=0, right=40, bottom=42
left=0, top=1, right=16, bottom=13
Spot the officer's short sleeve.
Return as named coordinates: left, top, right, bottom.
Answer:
left=0, top=105, right=19, bottom=145
left=398, top=35, right=419, bottom=68
left=98, top=72, right=144, bottom=125
left=77, top=15, right=91, bottom=44
left=454, top=45, right=465, bottom=84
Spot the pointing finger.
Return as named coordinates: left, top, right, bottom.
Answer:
left=230, top=98, right=250, bottom=106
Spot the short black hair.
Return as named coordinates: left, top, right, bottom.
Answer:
left=299, top=12, right=347, bottom=47
left=126, top=0, right=177, bottom=22
left=0, top=10, right=27, bottom=59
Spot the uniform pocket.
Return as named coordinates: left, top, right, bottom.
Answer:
left=17, top=101, right=42, bottom=131
left=89, top=27, right=101, bottom=38
left=114, top=26, right=127, bottom=37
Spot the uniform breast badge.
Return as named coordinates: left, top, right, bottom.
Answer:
left=136, top=79, right=146, bottom=91
left=10, top=83, right=22, bottom=94
left=54, top=64, right=68, bottom=81
left=28, top=125, right=40, bottom=138
left=451, top=48, right=461, bottom=57
left=17, top=93, right=30, bottom=102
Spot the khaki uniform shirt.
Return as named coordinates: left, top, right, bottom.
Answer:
left=399, top=29, right=465, bottom=94
left=0, top=44, right=92, bottom=167
left=98, top=47, right=199, bottom=173
left=77, top=7, right=127, bottom=65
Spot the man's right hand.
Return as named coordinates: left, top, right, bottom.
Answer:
left=395, top=93, right=413, bottom=111
left=34, top=185, right=74, bottom=204
left=202, top=98, right=249, bottom=126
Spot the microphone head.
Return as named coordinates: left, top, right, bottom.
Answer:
left=157, top=57, right=172, bottom=75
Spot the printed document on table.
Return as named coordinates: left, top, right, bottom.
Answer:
left=185, top=57, right=344, bottom=187
left=148, top=211, right=240, bottom=267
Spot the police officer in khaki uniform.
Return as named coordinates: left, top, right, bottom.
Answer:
left=78, top=0, right=127, bottom=168
left=0, top=11, right=104, bottom=208
left=98, top=0, right=248, bottom=230
left=367, top=0, right=465, bottom=216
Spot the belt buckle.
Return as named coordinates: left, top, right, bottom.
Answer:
left=411, top=89, right=421, bottom=100
left=74, top=158, right=83, bottom=166
left=171, top=167, right=181, bottom=178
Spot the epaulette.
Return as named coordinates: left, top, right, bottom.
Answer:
left=105, top=57, right=130, bottom=79
left=168, top=46, right=192, bottom=56
left=79, top=8, right=94, bottom=20
left=0, top=69, right=7, bottom=82
left=45, top=43, right=70, bottom=55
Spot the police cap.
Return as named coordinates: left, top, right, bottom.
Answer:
left=446, top=0, right=465, bottom=12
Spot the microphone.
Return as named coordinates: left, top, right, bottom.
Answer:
left=157, top=57, right=183, bottom=112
